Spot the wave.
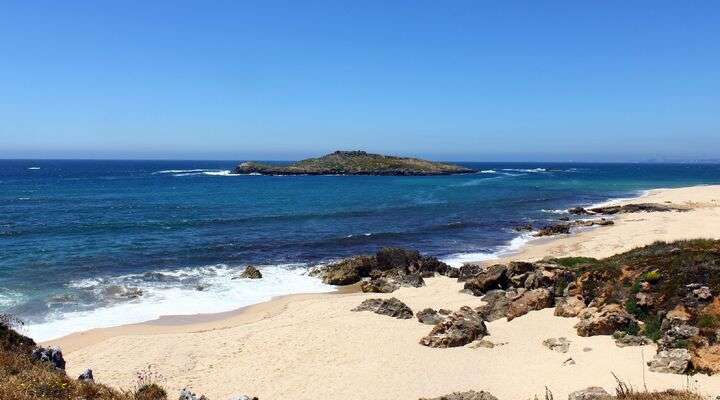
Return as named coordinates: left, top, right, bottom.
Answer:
left=440, top=232, right=535, bottom=268
left=479, top=170, right=497, bottom=174
left=541, top=208, right=569, bottom=214
left=153, top=169, right=212, bottom=174
left=27, top=167, right=41, bottom=170
left=501, top=168, right=547, bottom=173
left=0, top=289, right=24, bottom=308
left=24, top=263, right=334, bottom=341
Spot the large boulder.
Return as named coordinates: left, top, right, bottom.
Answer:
left=30, top=346, right=66, bottom=370
left=567, top=387, right=610, bottom=400
left=463, top=265, right=509, bottom=296
left=534, top=224, right=571, bottom=237
left=320, top=255, right=377, bottom=285
left=352, top=297, right=413, bottom=319
left=360, top=278, right=399, bottom=293
left=476, top=290, right=510, bottom=322
left=237, top=265, right=262, bottom=279
left=420, top=306, right=487, bottom=348
left=575, top=304, right=633, bottom=337
left=419, top=391, right=498, bottom=400
left=554, top=296, right=586, bottom=318
left=457, top=264, right=483, bottom=282
left=647, top=348, right=691, bottom=374
left=78, top=369, right=94, bottom=382
left=658, top=324, right=700, bottom=350
left=507, top=288, right=553, bottom=321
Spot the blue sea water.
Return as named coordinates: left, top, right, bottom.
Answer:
left=2, top=160, right=720, bottom=340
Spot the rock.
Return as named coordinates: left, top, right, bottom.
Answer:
left=543, top=337, right=571, bottom=353
left=420, top=306, right=488, bottom=348
left=692, top=286, right=712, bottom=301
left=194, top=284, right=210, bottom=291
left=691, top=344, right=720, bottom=374
left=612, top=331, right=651, bottom=347
left=523, top=269, right=556, bottom=290
left=229, top=396, right=259, bottom=400
left=568, top=207, right=594, bottom=215
left=575, top=304, right=633, bottom=336
left=103, top=285, right=143, bottom=300
left=352, top=297, right=413, bottom=319
left=568, top=387, right=610, bottom=400
left=417, top=308, right=444, bottom=325
left=376, top=248, right=421, bottom=270
left=507, top=288, right=553, bottom=321
left=238, top=265, right=262, bottom=279
left=647, top=348, right=691, bottom=374
left=396, top=273, right=426, bottom=288
left=463, top=265, right=509, bottom=296
left=595, top=219, right=614, bottom=226
left=635, top=292, right=657, bottom=307
left=514, top=223, right=533, bottom=232
left=179, top=388, right=209, bottom=400
left=589, top=203, right=686, bottom=215
left=476, top=290, right=510, bottom=322
left=360, top=278, right=399, bottom=293
left=507, top=261, right=535, bottom=276
left=468, top=339, right=496, bottom=349
left=659, top=324, right=700, bottom=350
left=438, top=309, right=452, bottom=315
left=31, top=346, right=66, bottom=370
left=457, top=264, right=483, bottom=282
left=442, top=267, right=460, bottom=278
left=554, top=296, right=586, bottom=318
left=419, top=391, right=498, bottom=400
left=78, top=369, right=94, bottom=382
left=563, top=357, right=576, bottom=366
left=321, top=255, right=377, bottom=285
left=534, top=224, right=571, bottom=237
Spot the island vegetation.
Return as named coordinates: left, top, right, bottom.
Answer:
left=232, top=150, right=475, bottom=176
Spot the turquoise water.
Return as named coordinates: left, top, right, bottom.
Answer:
left=1, top=160, right=719, bottom=340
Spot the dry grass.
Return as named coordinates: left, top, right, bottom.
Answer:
left=0, top=315, right=168, bottom=400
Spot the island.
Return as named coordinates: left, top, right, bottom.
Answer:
left=232, top=150, right=475, bottom=176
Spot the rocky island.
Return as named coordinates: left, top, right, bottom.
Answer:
left=232, top=150, right=475, bottom=176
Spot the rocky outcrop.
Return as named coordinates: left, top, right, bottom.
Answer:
left=534, top=224, right=571, bottom=237
left=575, top=305, right=634, bottom=337
left=567, top=387, right=610, bottom=400
left=463, top=265, right=509, bottom=296
left=589, top=203, right=687, bottom=214
left=457, top=264, right=483, bottom=282
left=417, top=308, right=444, bottom=325
left=237, top=265, right=262, bottom=279
left=507, top=288, right=553, bottom=321
left=30, top=346, right=66, bottom=370
left=317, top=255, right=377, bottom=285
left=476, top=290, right=510, bottom=322
left=360, top=277, right=399, bottom=293
left=419, top=391, right=498, bottom=400
left=352, top=298, right=414, bottom=319
left=554, top=295, right=586, bottom=317
left=420, top=307, right=487, bottom=348
left=647, top=348, right=691, bottom=374
left=691, top=344, right=720, bottom=374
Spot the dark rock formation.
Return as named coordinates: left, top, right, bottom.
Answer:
left=31, top=346, right=66, bottom=370
left=534, top=224, right=571, bottom=237
left=233, top=151, right=475, bottom=176
left=457, top=264, right=483, bottom=282
left=476, top=290, right=511, bottom=322
left=417, top=308, right=444, bottom=325
left=78, top=369, right=94, bottom=382
left=463, top=265, right=509, bottom=296
left=360, top=277, right=399, bottom=293
left=589, top=202, right=687, bottom=214
left=238, top=265, right=262, bottom=279
left=352, top=297, right=414, bottom=319
left=567, top=387, right=610, bottom=400
left=420, top=306, right=487, bottom=348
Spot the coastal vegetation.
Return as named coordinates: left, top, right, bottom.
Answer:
left=232, top=150, right=475, bottom=175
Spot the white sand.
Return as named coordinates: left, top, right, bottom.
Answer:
left=50, top=185, right=720, bottom=400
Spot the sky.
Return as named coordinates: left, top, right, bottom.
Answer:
left=0, top=1, right=719, bottom=161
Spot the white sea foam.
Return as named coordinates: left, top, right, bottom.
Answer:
left=541, top=209, right=569, bottom=214
left=501, top=168, right=547, bottom=173
left=440, top=233, right=535, bottom=268
left=27, top=167, right=41, bottom=170
left=0, top=289, right=24, bottom=308
left=154, top=169, right=211, bottom=174
left=202, top=170, right=236, bottom=176
left=479, top=169, right=497, bottom=174
left=24, top=264, right=334, bottom=342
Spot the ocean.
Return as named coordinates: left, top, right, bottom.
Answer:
left=2, top=160, right=720, bottom=341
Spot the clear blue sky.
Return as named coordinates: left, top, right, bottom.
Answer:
left=1, top=1, right=718, bottom=161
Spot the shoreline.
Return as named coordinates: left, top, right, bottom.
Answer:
left=48, top=184, right=720, bottom=400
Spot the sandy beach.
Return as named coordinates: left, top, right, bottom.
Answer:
left=47, top=185, right=720, bottom=400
